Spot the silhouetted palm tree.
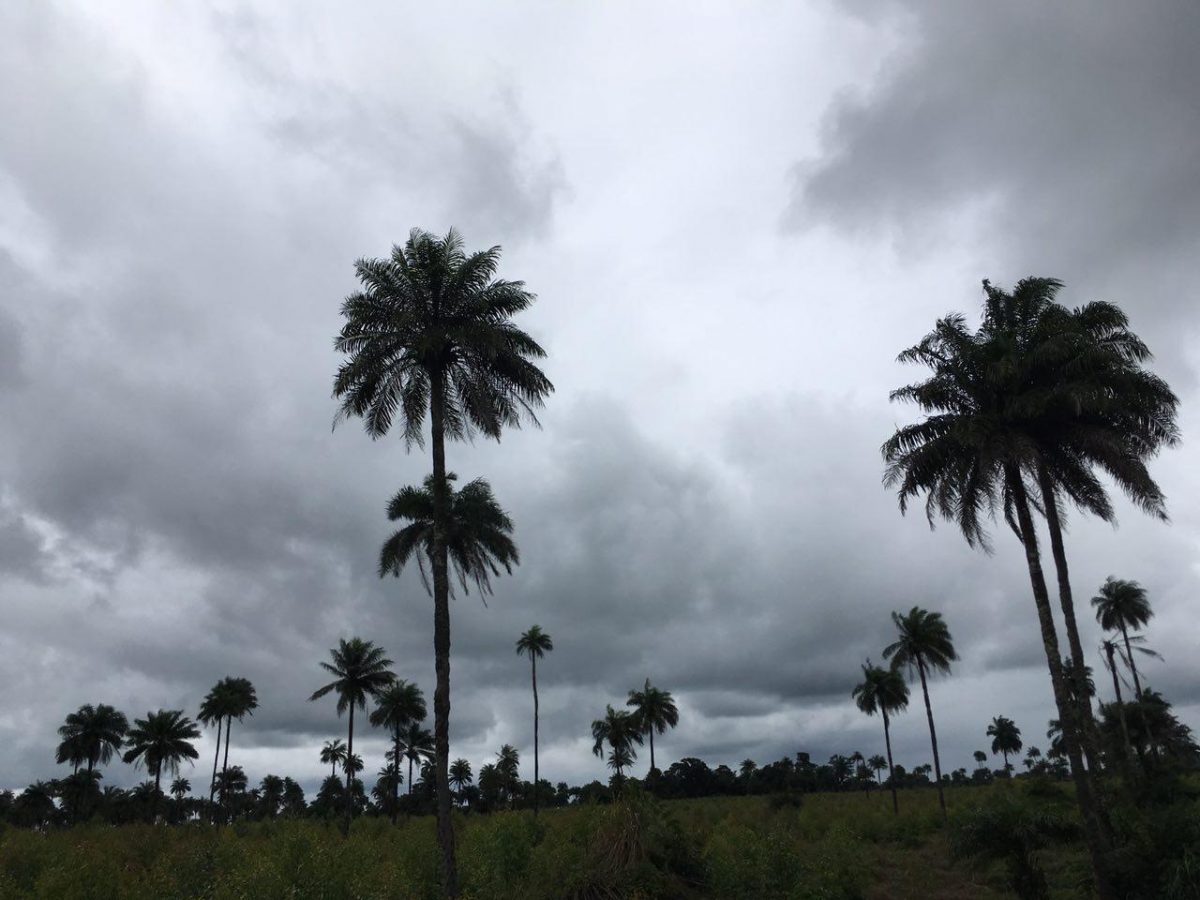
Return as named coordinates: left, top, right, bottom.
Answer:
left=395, top=722, right=434, bottom=798
left=973, top=750, right=988, bottom=770
left=627, top=679, right=679, bottom=775
left=320, top=739, right=348, bottom=781
left=170, top=777, right=190, bottom=801
left=198, top=682, right=229, bottom=814
left=334, top=227, right=553, bottom=898
left=987, top=716, right=1023, bottom=770
left=496, top=744, right=520, bottom=808
left=370, top=680, right=426, bottom=823
left=1092, top=578, right=1154, bottom=698
left=122, top=710, right=201, bottom=822
left=868, top=754, right=888, bottom=786
left=883, top=291, right=1121, bottom=895
left=883, top=606, right=957, bottom=817
left=449, top=758, right=473, bottom=803
left=852, top=661, right=909, bottom=814
left=515, top=625, right=553, bottom=814
left=591, top=705, right=644, bottom=785
left=309, top=638, right=395, bottom=835
left=56, top=704, right=127, bottom=775
left=210, top=677, right=257, bottom=817
left=607, top=745, right=635, bottom=783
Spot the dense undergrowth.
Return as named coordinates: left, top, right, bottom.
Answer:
left=1, top=782, right=1189, bottom=899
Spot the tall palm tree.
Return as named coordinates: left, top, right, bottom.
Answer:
left=211, top=677, right=257, bottom=817
left=852, top=660, right=909, bottom=814
left=868, top=754, right=888, bottom=786
left=883, top=607, right=957, bottom=817
left=395, top=722, right=434, bottom=797
left=883, top=296, right=1119, bottom=896
left=986, top=716, right=1023, bottom=770
left=370, top=680, right=427, bottom=823
left=591, top=705, right=644, bottom=785
left=199, top=682, right=230, bottom=815
left=334, top=227, right=553, bottom=898
left=1092, top=578, right=1154, bottom=699
left=515, top=625, right=553, bottom=814
left=626, top=679, right=679, bottom=775
left=309, top=638, right=395, bottom=835
left=122, top=710, right=201, bottom=822
left=55, top=704, right=128, bottom=775
left=320, top=739, right=348, bottom=781
left=448, top=758, right=473, bottom=803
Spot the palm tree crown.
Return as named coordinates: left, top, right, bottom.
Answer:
left=379, top=473, right=519, bottom=598
left=516, top=625, right=553, bottom=659
left=122, top=710, right=201, bottom=794
left=310, top=639, right=396, bottom=715
left=852, top=663, right=909, bottom=720
left=883, top=607, right=957, bottom=675
left=627, top=679, right=679, bottom=774
left=1092, top=577, right=1153, bottom=635
left=56, top=704, right=128, bottom=773
left=987, top=716, right=1023, bottom=764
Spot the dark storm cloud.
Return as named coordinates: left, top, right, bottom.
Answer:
left=790, top=0, right=1200, bottom=345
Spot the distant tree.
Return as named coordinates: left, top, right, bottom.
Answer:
left=281, top=778, right=306, bottom=817
left=884, top=607, right=957, bottom=817
left=739, top=758, right=757, bottom=792
left=208, top=677, right=257, bottom=818
left=1024, top=747, right=1042, bottom=771
left=516, top=625, right=553, bottom=815
left=370, top=680, right=427, bottom=823
left=258, top=775, right=285, bottom=819
left=309, top=638, right=395, bottom=835
left=56, top=704, right=128, bottom=775
left=1092, top=578, right=1154, bottom=699
left=868, top=754, right=888, bottom=786
left=170, top=777, right=190, bottom=801
left=320, top=739, right=348, bottom=781
left=198, top=683, right=229, bottom=814
left=496, top=744, right=521, bottom=808
left=973, top=750, right=988, bottom=769
left=122, top=710, right=201, bottom=822
left=987, top=716, right=1023, bottom=770
left=853, top=660, right=909, bottom=814
left=627, top=679, right=679, bottom=775
left=449, top=758, right=473, bottom=803
left=591, top=705, right=644, bottom=785
left=607, top=745, right=635, bottom=785
left=12, top=782, right=57, bottom=829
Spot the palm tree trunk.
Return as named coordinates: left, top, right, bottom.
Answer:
left=915, top=660, right=947, bottom=818
left=221, top=715, right=232, bottom=821
left=1105, top=643, right=1135, bottom=770
left=532, top=655, right=540, bottom=816
left=882, top=711, right=898, bottom=815
left=154, top=763, right=162, bottom=824
left=1037, top=467, right=1104, bottom=774
left=209, top=718, right=222, bottom=822
left=343, top=704, right=355, bottom=837
left=1008, top=468, right=1116, bottom=900
left=429, top=372, right=459, bottom=897
left=392, top=728, right=401, bottom=825
left=1119, top=623, right=1157, bottom=762
left=409, top=756, right=414, bottom=797
left=648, top=727, right=656, bottom=774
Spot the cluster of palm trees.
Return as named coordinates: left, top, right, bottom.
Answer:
left=882, top=277, right=1180, bottom=900
left=590, top=679, right=680, bottom=783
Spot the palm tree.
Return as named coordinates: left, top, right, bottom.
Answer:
left=259, top=775, right=285, bottom=819
left=210, top=677, right=257, bottom=817
left=448, top=758, right=473, bottom=803
left=868, top=754, right=888, bottom=785
left=607, top=745, right=635, bottom=783
left=395, top=722, right=434, bottom=797
left=515, top=625, right=553, bottom=815
left=320, top=739, right=348, bottom=781
left=883, top=293, right=1123, bottom=896
left=591, top=705, right=644, bottom=778
left=1092, top=578, right=1154, bottom=699
left=1024, top=747, right=1042, bottom=771
left=883, top=607, right=957, bottom=818
left=309, top=638, right=395, bottom=835
left=334, top=227, right=553, bottom=898
left=199, top=683, right=229, bottom=814
left=987, top=716, right=1023, bottom=770
left=170, top=777, right=190, bottom=801
left=55, top=704, right=128, bottom=775
left=496, top=744, right=520, bottom=808
left=122, top=710, right=201, bottom=822
left=370, top=680, right=427, bottom=823
left=626, top=679, right=679, bottom=775
left=852, top=661, right=909, bottom=814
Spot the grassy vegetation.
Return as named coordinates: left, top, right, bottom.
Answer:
left=0, top=784, right=1091, bottom=899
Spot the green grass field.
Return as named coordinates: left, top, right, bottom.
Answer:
left=0, top=784, right=1093, bottom=899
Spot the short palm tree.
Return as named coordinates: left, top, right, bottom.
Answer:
left=591, top=705, right=644, bottom=784
left=852, top=661, right=909, bottom=814
left=309, top=638, right=395, bottom=835
left=973, top=750, right=988, bottom=770
left=448, top=758, right=473, bottom=802
left=515, top=625, right=553, bottom=814
left=883, top=607, right=957, bottom=817
left=496, top=744, right=520, bottom=807
left=987, top=716, right=1023, bottom=770
left=868, top=754, right=888, bottom=785
left=56, top=704, right=128, bottom=774
left=627, top=679, right=679, bottom=775
left=370, top=680, right=427, bottom=823
left=1092, top=578, right=1154, bottom=698
left=334, top=228, right=553, bottom=899
left=607, top=745, right=635, bottom=783
left=122, top=710, right=201, bottom=822
left=395, top=722, right=434, bottom=797
left=320, top=739, right=348, bottom=781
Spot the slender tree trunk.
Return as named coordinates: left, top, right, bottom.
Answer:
left=532, top=655, right=540, bottom=816
left=392, top=728, right=401, bottom=825
left=331, top=756, right=336, bottom=781
left=343, top=704, right=355, bottom=837
left=1037, top=467, right=1104, bottom=774
left=882, top=711, right=898, bottom=815
left=429, top=371, right=459, bottom=897
left=648, top=727, right=655, bottom=774
left=1008, top=469, right=1116, bottom=900
left=409, top=756, right=414, bottom=797
left=209, top=718, right=222, bottom=822
left=916, top=659, right=947, bottom=818
left=154, top=763, right=162, bottom=824
left=1105, top=643, right=1135, bottom=770
left=1120, top=623, right=1157, bottom=761
left=221, top=715, right=232, bottom=821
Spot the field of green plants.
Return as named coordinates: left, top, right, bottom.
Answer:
left=0, top=784, right=1108, bottom=900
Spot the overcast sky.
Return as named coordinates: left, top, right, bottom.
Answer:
left=2, top=1, right=1198, bottom=795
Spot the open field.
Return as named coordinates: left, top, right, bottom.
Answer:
left=0, top=785, right=1091, bottom=900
